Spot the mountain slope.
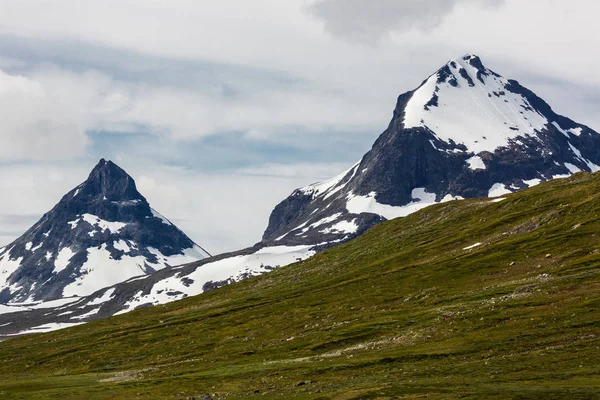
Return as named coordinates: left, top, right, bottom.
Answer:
left=264, top=54, right=600, bottom=246
left=0, top=242, right=318, bottom=335
left=1, top=172, right=600, bottom=399
left=0, top=159, right=210, bottom=303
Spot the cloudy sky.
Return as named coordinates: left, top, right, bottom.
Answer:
left=0, top=0, right=599, bottom=254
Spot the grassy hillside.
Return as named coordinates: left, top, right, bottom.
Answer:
left=1, top=173, right=600, bottom=399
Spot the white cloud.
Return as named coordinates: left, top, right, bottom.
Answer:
left=0, top=70, right=87, bottom=161
left=0, top=62, right=392, bottom=161
left=307, top=0, right=505, bottom=43
left=236, top=162, right=351, bottom=178
left=132, top=162, right=349, bottom=253
left=0, top=1, right=599, bottom=160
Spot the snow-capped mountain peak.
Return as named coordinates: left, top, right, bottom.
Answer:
left=263, top=54, right=600, bottom=246
left=404, top=54, right=548, bottom=153
left=0, top=159, right=210, bottom=303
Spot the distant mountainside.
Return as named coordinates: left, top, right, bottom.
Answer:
left=2, top=171, right=600, bottom=398
left=0, top=159, right=210, bottom=303
left=263, top=54, right=600, bottom=246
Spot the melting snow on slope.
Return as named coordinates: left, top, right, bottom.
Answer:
left=54, top=247, right=75, bottom=273
left=523, top=179, right=542, bottom=187
left=296, top=213, right=343, bottom=235
left=68, top=214, right=127, bottom=233
left=298, top=162, right=359, bottom=198
left=113, top=240, right=130, bottom=252
left=115, top=245, right=317, bottom=314
left=87, top=288, right=116, bottom=306
left=320, top=220, right=359, bottom=235
left=60, top=244, right=205, bottom=298
left=148, top=245, right=210, bottom=267
left=567, top=143, right=600, bottom=172
left=488, top=183, right=512, bottom=197
left=6, top=322, right=85, bottom=336
left=71, top=307, right=102, bottom=320
left=570, top=127, right=582, bottom=136
left=0, top=252, right=23, bottom=292
left=564, top=163, right=581, bottom=174
left=0, top=303, right=29, bottom=315
left=346, top=188, right=437, bottom=221
left=0, top=297, right=81, bottom=316
left=466, top=156, right=486, bottom=170
left=61, top=244, right=157, bottom=297
left=403, top=56, right=548, bottom=153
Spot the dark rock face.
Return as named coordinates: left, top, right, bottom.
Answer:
left=0, top=159, right=210, bottom=303
left=263, top=54, right=600, bottom=246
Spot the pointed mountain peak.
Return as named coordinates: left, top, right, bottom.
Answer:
left=72, top=159, right=143, bottom=203
left=460, top=53, right=486, bottom=70
left=444, top=54, right=486, bottom=70
left=0, top=159, right=210, bottom=303
left=432, top=53, right=497, bottom=91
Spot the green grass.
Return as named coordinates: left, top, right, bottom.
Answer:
left=2, top=172, right=600, bottom=399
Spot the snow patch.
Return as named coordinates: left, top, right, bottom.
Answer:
left=466, top=156, right=486, bottom=170
left=54, top=247, right=75, bottom=274
left=87, top=288, right=116, bottom=306
left=346, top=188, right=437, bottom=221
left=441, top=194, right=464, bottom=203
left=568, top=143, right=600, bottom=172
left=69, top=214, right=127, bottom=233
left=320, top=219, right=359, bottom=235
left=569, top=127, right=582, bottom=136
left=30, top=242, right=43, bottom=252
left=463, top=243, right=482, bottom=250
left=71, top=307, right=101, bottom=320
left=61, top=244, right=160, bottom=297
left=488, top=183, right=512, bottom=197
left=113, top=240, right=130, bottom=253
left=9, top=322, right=85, bottom=335
left=0, top=256, right=23, bottom=288
left=551, top=122, right=570, bottom=138
left=523, top=179, right=541, bottom=187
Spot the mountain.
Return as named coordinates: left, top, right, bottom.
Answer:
left=263, top=54, right=600, bottom=245
left=0, top=159, right=210, bottom=303
left=2, top=172, right=600, bottom=398
left=3, top=53, right=600, bottom=333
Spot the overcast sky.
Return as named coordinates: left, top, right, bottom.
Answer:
left=1, top=0, right=599, bottom=254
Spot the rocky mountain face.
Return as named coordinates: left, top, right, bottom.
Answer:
left=263, top=54, right=600, bottom=246
left=0, top=159, right=210, bottom=303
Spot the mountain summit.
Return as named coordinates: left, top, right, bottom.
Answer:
left=0, top=159, right=210, bottom=303
left=264, top=54, right=600, bottom=245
